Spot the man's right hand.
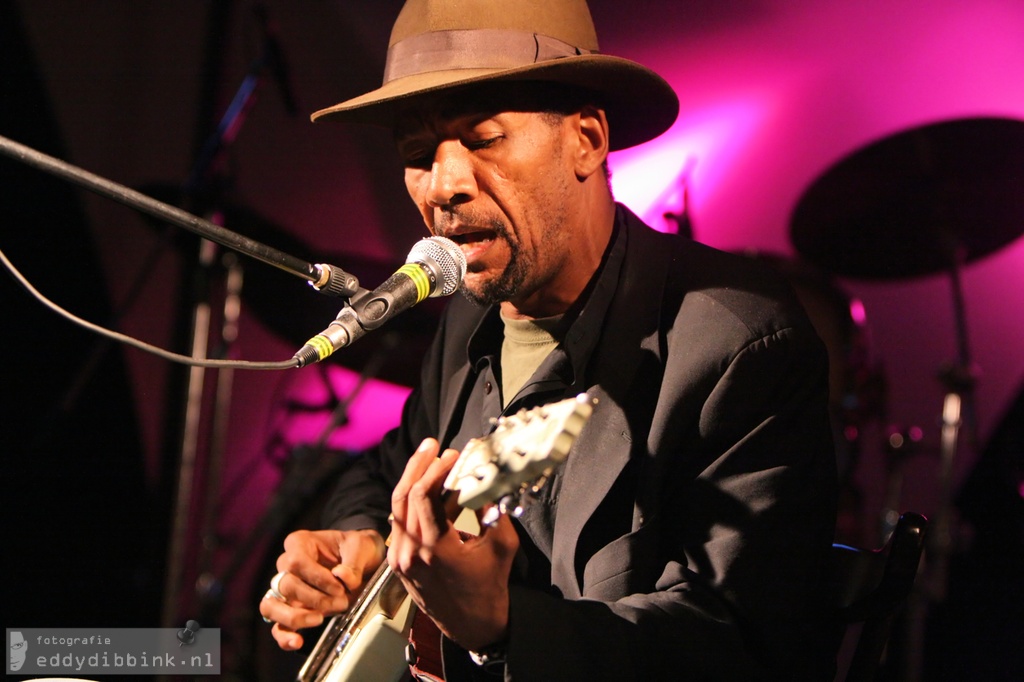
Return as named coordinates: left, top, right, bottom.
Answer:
left=260, top=528, right=386, bottom=651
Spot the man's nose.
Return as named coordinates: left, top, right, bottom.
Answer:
left=426, top=140, right=476, bottom=208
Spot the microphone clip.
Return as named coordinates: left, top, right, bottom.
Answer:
left=309, top=262, right=360, bottom=298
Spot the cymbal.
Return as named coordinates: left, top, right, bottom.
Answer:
left=791, top=117, right=1024, bottom=279
left=138, top=183, right=441, bottom=386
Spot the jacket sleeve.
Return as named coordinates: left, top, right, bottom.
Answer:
left=319, top=306, right=459, bottom=538
left=319, top=385, right=430, bottom=539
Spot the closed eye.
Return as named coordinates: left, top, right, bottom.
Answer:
left=401, top=146, right=435, bottom=170
left=464, top=136, right=501, bottom=151
left=405, top=154, right=433, bottom=170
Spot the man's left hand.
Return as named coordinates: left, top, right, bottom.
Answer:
left=388, top=438, right=520, bottom=652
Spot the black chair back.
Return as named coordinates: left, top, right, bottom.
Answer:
left=829, top=512, right=928, bottom=681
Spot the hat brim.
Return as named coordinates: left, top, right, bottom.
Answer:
left=311, top=55, right=678, bottom=151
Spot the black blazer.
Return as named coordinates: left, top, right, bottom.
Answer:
left=326, top=206, right=838, bottom=680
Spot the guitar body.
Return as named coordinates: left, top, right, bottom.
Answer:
left=297, top=563, right=415, bottom=682
left=314, top=611, right=411, bottom=682
left=296, top=395, right=595, bottom=682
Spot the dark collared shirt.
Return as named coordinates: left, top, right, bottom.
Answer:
left=445, top=209, right=630, bottom=586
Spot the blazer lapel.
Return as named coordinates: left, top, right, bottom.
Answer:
left=436, top=300, right=493, bottom=447
left=438, top=361, right=472, bottom=446
left=549, top=215, right=676, bottom=598
left=549, top=387, right=632, bottom=599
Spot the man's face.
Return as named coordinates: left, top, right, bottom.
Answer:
left=9, top=631, right=26, bottom=671
left=396, top=98, right=581, bottom=313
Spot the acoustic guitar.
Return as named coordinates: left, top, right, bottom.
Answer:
left=296, top=394, right=595, bottom=682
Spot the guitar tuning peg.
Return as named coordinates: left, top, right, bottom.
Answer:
left=528, top=474, right=550, bottom=495
left=481, top=506, right=501, bottom=527
left=482, top=493, right=516, bottom=527
left=480, top=493, right=528, bottom=524
left=505, top=489, right=530, bottom=517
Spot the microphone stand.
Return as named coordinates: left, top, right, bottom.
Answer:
left=0, top=134, right=358, bottom=297
left=158, top=11, right=305, bottom=633
left=0, top=11, right=356, bottom=640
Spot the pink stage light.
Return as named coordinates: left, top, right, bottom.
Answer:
left=849, top=298, right=868, bottom=327
left=266, top=364, right=412, bottom=459
left=609, top=95, right=773, bottom=235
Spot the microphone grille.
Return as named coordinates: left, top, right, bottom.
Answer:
left=407, top=236, right=467, bottom=297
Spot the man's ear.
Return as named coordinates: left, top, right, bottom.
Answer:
left=572, top=106, right=610, bottom=180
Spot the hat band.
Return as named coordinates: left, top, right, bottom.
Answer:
left=383, top=29, right=598, bottom=84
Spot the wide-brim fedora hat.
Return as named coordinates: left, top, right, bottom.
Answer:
left=311, top=0, right=679, bottom=151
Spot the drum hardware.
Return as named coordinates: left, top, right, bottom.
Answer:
left=791, top=117, right=1024, bottom=281
left=879, top=424, right=924, bottom=542
left=791, top=115, right=1024, bottom=680
left=149, top=9, right=323, bottom=672
left=663, top=156, right=698, bottom=239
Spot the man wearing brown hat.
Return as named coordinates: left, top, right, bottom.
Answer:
left=260, top=1, right=838, bottom=679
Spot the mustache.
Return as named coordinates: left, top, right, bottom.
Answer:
left=435, top=208, right=509, bottom=237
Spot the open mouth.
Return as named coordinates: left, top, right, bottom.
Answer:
left=448, top=229, right=497, bottom=246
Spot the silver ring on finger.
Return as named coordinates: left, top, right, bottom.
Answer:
left=261, top=588, right=281, bottom=624
left=269, top=571, right=287, bottom=600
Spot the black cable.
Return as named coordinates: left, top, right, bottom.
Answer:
left=1, top=246, right=300, bottom=371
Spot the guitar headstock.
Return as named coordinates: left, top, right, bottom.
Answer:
left=443, top=393, right=595, bottom=520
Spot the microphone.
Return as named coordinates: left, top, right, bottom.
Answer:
left=293, top=236, right=466, bottom=367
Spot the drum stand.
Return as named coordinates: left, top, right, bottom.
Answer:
left=788, top=117, right=1024, bottom=680
left=903, top=253, right=980, bottom=681
left=160, top=4, right=300, bottom=630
